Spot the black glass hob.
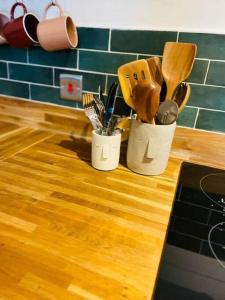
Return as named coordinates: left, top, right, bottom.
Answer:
left=154, top=162, right=225, bottom=300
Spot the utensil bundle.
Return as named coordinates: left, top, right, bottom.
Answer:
left=118, top=42, right=197, bottom=125
left=83, top=83, right=125, bottom=136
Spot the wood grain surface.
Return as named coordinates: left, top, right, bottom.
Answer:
left=0, top=96, right=224, bottom=300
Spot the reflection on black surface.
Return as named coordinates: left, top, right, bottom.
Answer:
left=154, top=279, right=213, bottom=300
left=200, top=173, right=225, bottom=209
left=154, top=162, right=225, bottom=300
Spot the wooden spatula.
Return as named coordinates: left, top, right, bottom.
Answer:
left=162, top=42, right=197, bottom=100
left=118, top=59, right=152, bottom=110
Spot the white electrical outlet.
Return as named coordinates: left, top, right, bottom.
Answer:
left=60, top=74, right=83, bottom=102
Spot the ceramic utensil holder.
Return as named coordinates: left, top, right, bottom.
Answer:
left=92, top=131, right=121, bottom=171
left=127, top=119, right=176, bottom=175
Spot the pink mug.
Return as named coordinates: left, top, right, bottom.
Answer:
left=0, top=12, right=9, bottom=45
left=37, top=2, right=78, bottom=52
left=3, top=2, right=39, bottom=48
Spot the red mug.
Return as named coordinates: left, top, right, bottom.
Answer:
left=3, top=2, right=39, bottom=48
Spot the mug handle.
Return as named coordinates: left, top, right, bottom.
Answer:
left=43, top=2, right=64, bottom=20
left=10, top=2, right=27, bottom=20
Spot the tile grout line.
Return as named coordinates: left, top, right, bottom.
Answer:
left=28, top=84, right=31, bottom=99
left=75, top=48, right=225, bottom=62
left=0, top=77, right=60, bottom=88
left=6, top=62, right=9, bottom=79
left=176, top=32, right=180, bottom=42
left=188, top=82, right=225, bottom=89
left=52, top=67, right=55, bottom=86
left=0, top=76, right=225, bottom=113
left=2, top=74, right=225, bottom=92
left=193, top=108, right=200, bottom=128
left=203, top=60, right=210, bottom=84
left=26, top=48, right=29, bottom=64
left=177, top=124, right=225, bottom=135
left=77, top=49, right=80, bottom=70
left=185, top=106, right=225, bottom=113
left=4, top=56, right=218, bottom=67
left=108, top=29, right=112, bottom=51
left=1, top=60, right=225, bottom=89
left=104, top=75, right=108, bottom=94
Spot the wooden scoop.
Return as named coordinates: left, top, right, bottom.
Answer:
left=162, top=42, right=197, bottom=100
left=132, top=80, right=160, bottom=123
left=172, top=82, right=191, bottom=113
left=118, top=59, right=152, bottom=110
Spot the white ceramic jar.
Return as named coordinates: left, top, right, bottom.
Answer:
left=127, top=119, right=176, bottom=175
left=91, top=130, right=121, bottom=171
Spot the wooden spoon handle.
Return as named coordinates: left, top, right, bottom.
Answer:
left=165, top=81, right=180, bottom=100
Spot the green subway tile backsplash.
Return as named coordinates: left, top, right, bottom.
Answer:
left=0, top=45, right=27, bottom=62
left=30, top=85, right=77, bottom=108
left=177, top=107, right=198, bottom=128
left=0, top=62, right=7, bottom=78
left=77, top=28, right=109, bottom=50
left=189, top=85, right=225, bottom=111
left=196, top=110, right=225, bottom=132
left=111, top=30, right=177, bottom=54
left=29, top=47, right=77, bottom=68
left=179, top=33, right=225, bottom=60
left=79, top=50, right=135, bottom=74
left=0, top=79, right=29, bottom=99
left=0, top=28, right=224, bottom=134
left=206, top=61, right=225, bottom=86
left=9, top=64, right=53, bottom=85
left=187, top=59, right=208, bottom=84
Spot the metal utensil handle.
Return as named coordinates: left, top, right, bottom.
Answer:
left=104, top=82, right=118, bottom=130
left=88, top=114, right=103, bottom=131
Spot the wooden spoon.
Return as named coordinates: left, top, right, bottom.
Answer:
left=162, top=42, right=197, bottom=100
left=132, top=80, right=161, bottom=123
left=172, top=82, right=191, bottom=113
left=146, top=56, right=163, bottom=87
left=118, top=59, right=151, bottom=110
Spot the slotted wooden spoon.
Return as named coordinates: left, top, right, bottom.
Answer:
left=162, top=42, right=197, bottom=100
left=118, top=59, right=152, bottom=110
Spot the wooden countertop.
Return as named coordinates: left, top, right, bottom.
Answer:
left=0, top=96, right=224, bottom=300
